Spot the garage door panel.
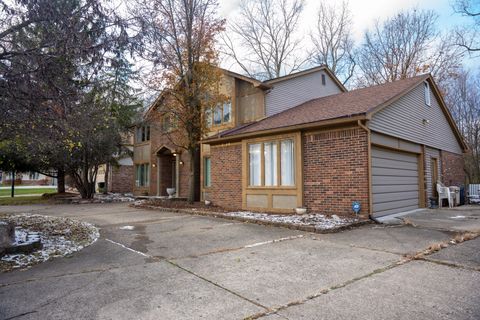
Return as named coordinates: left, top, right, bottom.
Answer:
left=372, top=167, right=418, bottom=177
left=372, top=149, right=418, bottom=163
left=372, top=175, right=419, bottom=185
left=372, top=185, right=418, bottom=194
left=373, top=191, right=419, bottom=204
left=373, top=205, right=420, bottom=217
left=372, top=157, right=419, bottom=170
left=372, top=146, right=420, bottom=217
left=373, top=198, right=419, bottom=212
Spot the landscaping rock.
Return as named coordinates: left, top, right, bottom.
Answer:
left=0, top=221, right=15, bottom=253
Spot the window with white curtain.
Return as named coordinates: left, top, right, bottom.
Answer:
left=264, top=142, right=277, bottom=186
left=248, top=138, right=295, bottom=187
left=249, top=144, right=261, bottom=186
left=281, top=139, right=295, bottom=186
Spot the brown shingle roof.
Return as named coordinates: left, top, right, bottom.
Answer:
left=220, top=74, right=430, bottom=138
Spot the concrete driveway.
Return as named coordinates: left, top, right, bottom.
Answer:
left=0, top=203, right=479, bottom=320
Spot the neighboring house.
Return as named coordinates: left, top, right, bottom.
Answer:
left=202, top=74, right=467, bottom=218
left=97, top=133, right=135, bottom=194
left=133, top=66, right=344, bottom=199
left=0, top=171, right=56, bottom=186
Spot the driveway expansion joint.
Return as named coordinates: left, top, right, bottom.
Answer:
left=418, top=257, right=480, bottom=272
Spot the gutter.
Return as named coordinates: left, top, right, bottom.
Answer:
left=357, top=119, right=376, bottom=222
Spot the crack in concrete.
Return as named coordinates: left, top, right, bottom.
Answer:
left=246, top=258, right=410, bottom=319
left=166, top=259, right=270, bottom=311
left=248, top=232, right=480, bottom=319
left=102, top=237, right=289, bottom=313
left=418, top=257, right=480, bottom=272
left=2, top=269, right=106, bottom=319
left=173, top=235, right=305, bottom=260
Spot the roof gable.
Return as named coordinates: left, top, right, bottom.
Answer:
left=215, top=75, right=428, bottom=139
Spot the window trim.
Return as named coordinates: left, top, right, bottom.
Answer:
left=242, top=132, right=303, bottom=211
left=136, top=125, right=151, bottom=143
left=246, top=137, right=296, bottom=189
left=424, top=81, right=431, bottom=107
left=135, top=163, right=150, bottom=188
left=203, top=157, right=211, bottom=188
left=205, top=99, right=232, bottom=128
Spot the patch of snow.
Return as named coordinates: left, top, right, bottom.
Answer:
left=119, top=225, right=135, bottom=230
left=94, top=193, right=135, bottom=203
left=134, top=200, right=147, bottom=206
left=1, top=214, right=99, bottom=271
left=224, top=211, right=356, bottom=230
left=450, top=215, right=466, bottom=219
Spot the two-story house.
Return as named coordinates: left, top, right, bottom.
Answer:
left=133, top=66, right=344, bottom=200
left=135, top=66, right=466, bottom=219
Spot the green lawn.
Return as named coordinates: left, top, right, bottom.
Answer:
left=0, top=187, right=56, bottom=197
left=0, top=195, right=50, bottom=205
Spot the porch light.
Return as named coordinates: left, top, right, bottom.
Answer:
left=179, top=161, right=184, bottom=165
left=152, top=163, right=156, bottom=168
left=172, top=152, right=178, bottom=157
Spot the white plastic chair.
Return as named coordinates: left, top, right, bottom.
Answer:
left=437, top=182, right=454, bottom=208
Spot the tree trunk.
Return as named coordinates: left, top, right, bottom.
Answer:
left=57, top=169, right=66, bottom=193
left=10, top=170, right=15, bottom=198
left=104, top=163, right=109, bottom=194
left=188, top=148, right=195, bottom=203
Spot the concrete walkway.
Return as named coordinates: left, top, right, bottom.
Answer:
left=0, top=203, right=479, bottom=319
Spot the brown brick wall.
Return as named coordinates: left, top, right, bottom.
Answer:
left=133, top=123, right=196, bottom=198
left=303, top=127, right=369, bottom=217
left=208, top=143, right=242, bottom=209
left=109, top=165, right=134, bottom=193
left=441, top=151, right=465, bottom=187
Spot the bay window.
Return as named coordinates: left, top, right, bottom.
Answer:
left=248, top=138, right=295, bottom=187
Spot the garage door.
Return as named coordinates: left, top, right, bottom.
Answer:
left=372, top=146, right=420, bottom=217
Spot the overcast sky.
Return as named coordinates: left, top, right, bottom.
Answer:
left=218, top=0, right=465, bottom=43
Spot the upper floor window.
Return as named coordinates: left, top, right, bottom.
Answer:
left=136, top=125, right=150, bottom=143
left=206, top=100, right=232, bottom=127
left=424, top=81, right=431, bottom=106
left=321, top=74, right=326, bottom=86
left=162, top=114, right=177, bottom=132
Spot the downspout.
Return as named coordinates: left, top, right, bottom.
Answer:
left=357, top=120, right=380, bottom=223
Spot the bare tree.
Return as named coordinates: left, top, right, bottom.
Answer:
left=452, top=0, right=480, bottom=53
left=133, top=0, right=225, bottom=202
left=309, top=1, right=355, bottom=85
left=444, top=69, right=480, bottom=182
left=355, top=9, right=464, bottom=88
left=222, top=0, right=305, bottom=80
